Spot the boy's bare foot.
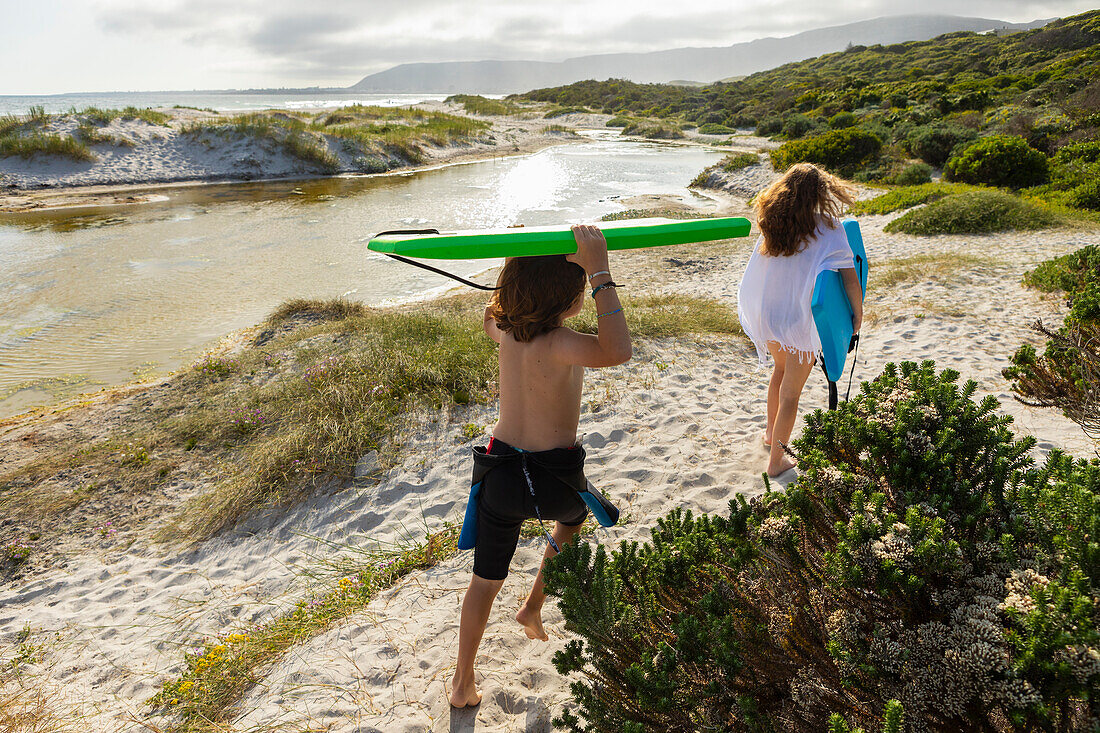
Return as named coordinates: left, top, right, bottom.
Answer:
left=767, top=457, right=797, bottom=477
left=515, top=604, right=549, bottom=641
left=449, top=675, right=482, bottom=708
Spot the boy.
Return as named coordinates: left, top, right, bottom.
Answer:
left=449, top=224, right=631, bottom=708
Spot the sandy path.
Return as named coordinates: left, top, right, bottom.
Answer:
left=1, top=214, right=1097, bottom=731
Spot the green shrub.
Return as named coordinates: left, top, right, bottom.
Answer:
left=546, top=361, right=1100, bottom=732
left=698, top=122, right=735, bottom=135
left=781, top=112, right=825, bottom=139
left=892, top=161, right=933, bottom=185
left=755, top=115, right=782, bottom=137
left=906, top=123, right=978, bottom=167
left=720, top=152, right=760, bottom=171
left=850, top=183, right=967, bottom=215
left=620, top=121, right=684, bottom=139
left=829, top=111, right=857, bottom=129
left=605, top=116, right=631, bottom=127
left=885, top=189, right=1060, bottom=234
left=1068, top=180, right=1100, bottom=211
left=1023, top=244, right=1100, bottom=294
left=770, top=128, right=882, bottom=177
left=0, top=133, right=97, bottom=162
left=1055, top=141, right=1100, bottom=165
left=1008, top=245, right=1100, bottom=434
left=945, top=134, right=1050, bottom=188
left=444, top=94, right=517, bottom=116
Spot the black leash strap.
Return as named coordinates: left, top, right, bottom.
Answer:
left=370, top=229, right=501, bottom=292
left=824, top=253, right=866, bottom=411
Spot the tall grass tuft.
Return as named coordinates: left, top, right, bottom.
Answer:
left=0, top=134, right=97, bottom=162
left=150, top=526, right=461, bottom=730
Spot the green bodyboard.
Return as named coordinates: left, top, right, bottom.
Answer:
left=368, top=217, right=751, bottom=260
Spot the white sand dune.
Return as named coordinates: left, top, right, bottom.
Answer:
left=1, top=213, right=1097, bottom=731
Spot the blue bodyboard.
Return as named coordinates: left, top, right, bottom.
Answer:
left=457, top=481, right=481, bottom=551
left=810, top=219, right=868, bottom=383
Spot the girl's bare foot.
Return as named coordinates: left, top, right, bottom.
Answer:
left=767, top=456, right=797, bottom=477
left=449, top=675, right=483, bottom=708
left=515, top=604, right=549, bottom=641
left=762, top=433, right=772, bottom=449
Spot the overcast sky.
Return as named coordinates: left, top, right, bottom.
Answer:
left=2, top=0, right=1097, bottom=95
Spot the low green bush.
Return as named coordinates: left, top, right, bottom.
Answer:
left=546, top=361, right=1100, bottom=732
left=1055, top=141, right=1100, bottom=165
left=885, top=189, right=1060, bottom=234
left=770, top=127, right=882, bottom=177
left=781, top=112, right=825, bottom=139
left=698, top=122, right=735, bottom=135
left=444, top=94, right=518, bottom=116
left=620, top=121, right=684, bottom=140
left=850, top=183, right=961, bottom=215
left=892, top=161, right=933, bottom=185
left=945, top=134, right=1050, bottom=188
left=720, top=152, right=760, bottom=171
left=1068, top=180, right=1100, bottom=211
left=1007, top=245, right=1100, bottom=434
left=906, top=123, right=977, bottom=167
left=605, top=116, right=631, bottom=127
left=829, top=111, right=857, bottom=129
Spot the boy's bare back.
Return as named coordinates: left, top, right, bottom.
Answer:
left=484, top=224, right=630, bottom=452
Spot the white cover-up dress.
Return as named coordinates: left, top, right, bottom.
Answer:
left=737, top=215, right=855, bottom=364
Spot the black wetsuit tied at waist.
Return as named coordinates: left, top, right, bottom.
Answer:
left=469, top=439, right=589, bottom=581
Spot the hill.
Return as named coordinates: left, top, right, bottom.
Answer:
left=349, top=15, right=1049, bottom=93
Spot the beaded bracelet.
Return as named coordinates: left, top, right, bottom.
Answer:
left=597, top=308, right=623, bottom=318
left=591, top=281, right=618, bottom=298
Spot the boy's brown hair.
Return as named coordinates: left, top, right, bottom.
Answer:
left=755, top=163, right=855, bottom=257
left=488, top=255, right=586, bottom=342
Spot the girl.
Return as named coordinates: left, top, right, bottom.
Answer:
left=737, top=163, right=863, bottom=477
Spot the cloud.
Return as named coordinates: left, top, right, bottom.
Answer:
left=88, top=0, right=1100, bottom=85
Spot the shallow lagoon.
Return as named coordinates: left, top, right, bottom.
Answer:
left=0, top=132, right=725, bottom=416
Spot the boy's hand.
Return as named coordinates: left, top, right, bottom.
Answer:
left=567, top=224, right=610, bottom=278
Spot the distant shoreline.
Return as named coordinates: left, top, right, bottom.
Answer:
left=0, top=102, right=605, bottom=212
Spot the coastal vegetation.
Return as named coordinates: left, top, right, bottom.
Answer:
left=444, top=94, right=523, bottom=116
left=517, top=9, right=1100, bottom=215
left=181, top=105, right=491, bottom=172
left=1006, top=244, right=1100, bottom=438
left=545, top=361, right=1100, bottom=732
left=0, top=292, right=743, bottom=572
left=885, top=189, right=1062, bottom=234
left=150, top=525, right=461, bottom=730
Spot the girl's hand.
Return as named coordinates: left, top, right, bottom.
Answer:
left=567, top=224, right=610, bottom=278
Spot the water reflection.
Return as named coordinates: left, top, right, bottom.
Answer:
left=0, top=136, right=726, bottom=416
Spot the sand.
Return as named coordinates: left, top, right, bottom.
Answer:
left=1, top=182, right=1098, bottom=730
left=0, top=102, right=595, bottom=213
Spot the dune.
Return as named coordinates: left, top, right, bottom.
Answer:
left=0, top=201, right=1097, bottom=731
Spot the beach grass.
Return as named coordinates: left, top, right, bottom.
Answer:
left=74, top=106, right=170, bottom=126
left=876, top=253, right=996, bottom=288
left=76, top=122, right=134, bottom=147
left=150, top=525, right=461, bottom=731
left=0, top=293, right=744, bottom=553
left=884, top=189, right=1064, bottom=234
left=0, top=133, right=96, bottom=162
left=180, top=107, right=488, bottom=173
left=600, top=208, right=715, bottom=221
left=445, top=94, right=521, bottom=116
left=26, top=105, right=50, bottom=124
left=849, top=182, right=980, bottom=215
left=571, top=293, right=743, bottom=338
left=719, top=152, right=761, bottom=171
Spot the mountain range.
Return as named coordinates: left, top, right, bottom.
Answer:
left=349, top=14, right=1052, bottom=94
